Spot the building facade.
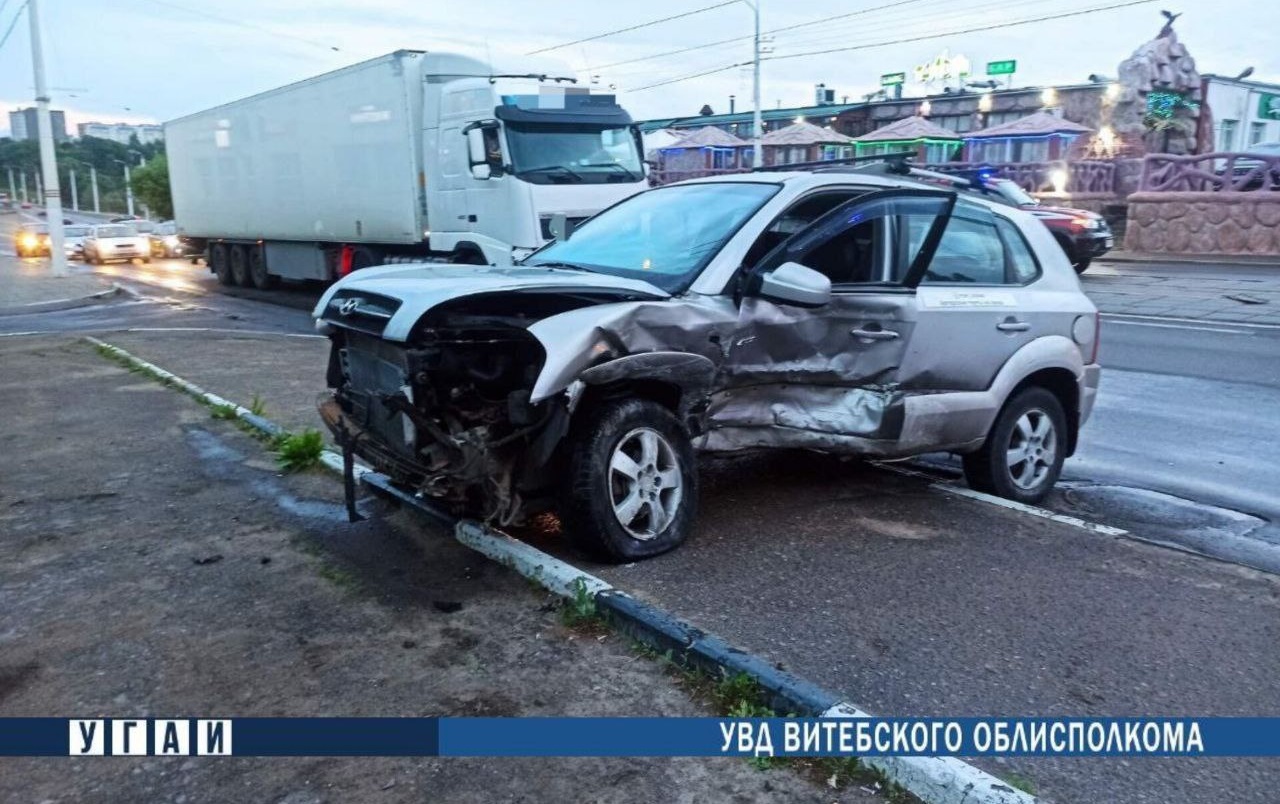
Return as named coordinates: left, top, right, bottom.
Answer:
left=1202, top=75, right=1280, bottom=151
left=8, top=107, right=69, bottom=142
left=77, top=121, right=164, bottom=145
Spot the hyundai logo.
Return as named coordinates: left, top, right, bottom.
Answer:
left=337, top=298, right=361, bottom=316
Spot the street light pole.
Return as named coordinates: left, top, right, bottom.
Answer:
left=69, top=168, right=78, bottom=211
left=6, top=167, right=15, bottom=202
left=90, top=166, right=100, bottom=213
left=748, top=0, right=762, bottom=168
left=123, top=162, right=134, bottom=217
left=20, top=171, right=28, bottom=204
left=27, top=0, right=67, bottom=276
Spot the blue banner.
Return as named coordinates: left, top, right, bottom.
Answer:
left=4, top=717, right=1279, bottom=758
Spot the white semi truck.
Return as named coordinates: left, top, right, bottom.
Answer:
left=165, top=50, right=648, bottom=288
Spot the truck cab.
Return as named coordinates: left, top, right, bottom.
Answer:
left=424, top=54, right=648, bottom=265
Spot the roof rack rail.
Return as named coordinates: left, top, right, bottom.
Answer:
left=749, top=151, right=917, bottom=173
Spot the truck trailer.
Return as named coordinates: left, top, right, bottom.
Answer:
left=165, top=50, right=648, bottom=288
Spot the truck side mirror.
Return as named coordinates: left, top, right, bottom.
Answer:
left=466, top=128, right=491, bottom=180
left=547, top=213, right=575, bottom=241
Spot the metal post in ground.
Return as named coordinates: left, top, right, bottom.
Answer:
left=27, top=0, right=67, bottom=275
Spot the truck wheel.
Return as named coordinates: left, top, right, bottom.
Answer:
left=350, top=246, right=381, bottom=271
left=229, top=244, right=249, bottom=286
left=560, top=398, right=698, bottom=562
left=210, top=243, right=232, bottom=285
left=248, top=245, right=277, bottom=289
left=962, top=386, right=1067, bottom=504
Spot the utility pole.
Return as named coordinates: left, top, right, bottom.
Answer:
left=28, top=0, right=67, bottom=275
left=90, top=166, right=100, bottom=213
left=6, top=167, right=15, bottom=202
left=122, top=162, right=135, bottom=217
left=69, top=168, right=78, bottom=211
left=20, top=171, right=28, bottom=204
left=749, top=0, right=763, bottom=168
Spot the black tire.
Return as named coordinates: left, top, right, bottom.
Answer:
left=1073, top=255, right=1092, bottom=274
left=1054, top=235, right=1089, bottom=274
left=560, top=398, right=698, bottom=562
left=229, top=244, right=249, bottom=286
left=350, top=246, right=381, bottom=271
left=248, top=245, right=277, bottom=289
left=210, top=243, right=232, bottom=285
left=963, top=387, right=1068, bottom=504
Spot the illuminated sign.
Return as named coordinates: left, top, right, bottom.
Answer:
left=987, top=60, right=1017, bottom=76
left=1259, top=94, right=1280, bottom=119
left=881, top=72, right=906, bottom=86
left=913, top=50, right=970, bottom=85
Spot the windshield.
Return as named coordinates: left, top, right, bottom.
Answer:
left=65, top=226, right=90, bottom=237
left=23, top=224, right=49, bottom=234
left=992, top=179, right=1038, bottom=206
left=97, top=225, right=138, bottom=238
left=506, top=123, right=643, bottom=184
left=154, top=222, right=176, bottom=235
left=524, top=182, right=780, bottom=292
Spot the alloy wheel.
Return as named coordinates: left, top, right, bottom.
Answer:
left=608, top=427, right=683, bottom=540
left=1006, top=408, right=1058, bottom=491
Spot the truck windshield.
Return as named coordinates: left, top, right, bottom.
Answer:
left=524, top=182, right=780, bottom=292
left=506, top=123, right=643, bottom=184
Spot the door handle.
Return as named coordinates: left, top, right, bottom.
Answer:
left=850, top=327, right=900, bottom=341
left=997, top=320, right=1031, bottom=332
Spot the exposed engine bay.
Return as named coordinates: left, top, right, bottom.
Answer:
left=319, top=288, right=645, bottom=526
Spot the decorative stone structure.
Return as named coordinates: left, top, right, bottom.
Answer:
left=1125, top=193, right=1280, bottom=255
left=1111, top=15, right=1203, bottom=157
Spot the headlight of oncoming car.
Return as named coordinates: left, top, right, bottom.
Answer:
left=1072, top=217, right=1100, bottom=230
left=164, top=235, right=180, bottom=247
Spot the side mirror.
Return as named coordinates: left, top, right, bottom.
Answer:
left=465, top=128, right=492, bottom=180
left=546, top=213, right=575, bottom=241
left=757, top=261, right=832, bottom=307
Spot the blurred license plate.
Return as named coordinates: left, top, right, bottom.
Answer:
left=1104, top=237, right=1114, bottom=248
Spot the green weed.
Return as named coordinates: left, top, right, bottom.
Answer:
left=274, top=429, right=325, bottom=472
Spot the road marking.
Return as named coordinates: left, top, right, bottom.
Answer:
left=1103, top=312, right=1280, bottom=331
left=1106, top=319, right=1253, bottom=335
left=123, top=326, right=325, bottom=339
left=875, top=461, right=1129, bottom=537
left=0, top=330, right=46, bottom=337
left=930, top=483, right=1130, bottom=536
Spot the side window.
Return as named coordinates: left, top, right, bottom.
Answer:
left=995, top=216, right=1041, bottom=284
left=918, top=203, right=1005, bottom=285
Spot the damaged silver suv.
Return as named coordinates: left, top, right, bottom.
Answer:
left=314, top=171, right=1100, bottom=561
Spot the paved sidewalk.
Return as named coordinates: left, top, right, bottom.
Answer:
left=0, top=255, right=116, bottom=312
left=1083, top=262, right=1280, bottom=324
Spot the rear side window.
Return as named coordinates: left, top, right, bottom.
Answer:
left=995, top=216, right=1041, bottom=284
left=922, top=209, right=1005, bottom=284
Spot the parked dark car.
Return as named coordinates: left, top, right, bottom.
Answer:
left=148, top=221, right=188, bottom=258
left=956, top=172, right=1112, bottom=273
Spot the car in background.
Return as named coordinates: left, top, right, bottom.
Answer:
left=62, top=225, right=92, bottom=259
left=1229, top=141, right=1280, bottom=190
left=13, top=223, right=50, bottom=257
left=83, top=223, right=150, bottom=264
left=948, top=171, right=1112, bottom=273
left=109, top=215, right=142, bottom=223
left=315, top=170, right=1100, bottom=560
left=148, top=221, right=187, bottom=258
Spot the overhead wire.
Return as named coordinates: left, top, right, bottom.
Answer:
left=527, top=0, right=742, bottom=55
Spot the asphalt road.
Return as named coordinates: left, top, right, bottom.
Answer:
left=4, top=247, right=1280, bottom=802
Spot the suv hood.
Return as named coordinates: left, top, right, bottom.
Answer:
left=313, top=263, right=669, bottom=342
left=1030, top=204, right=1100, bottom=219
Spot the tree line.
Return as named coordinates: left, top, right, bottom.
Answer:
left=0, top=134, right=171, bottom=219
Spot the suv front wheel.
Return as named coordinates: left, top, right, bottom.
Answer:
left=561, top=398, right=698, bottom=562
left=963, top=387, right=1067, bottom=503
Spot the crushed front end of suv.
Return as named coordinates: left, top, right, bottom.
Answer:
left=315, top=172, right=1101, bottom=561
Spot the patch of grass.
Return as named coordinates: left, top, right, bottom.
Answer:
left=714, top=672, right=773, bottom=718
left=275, top=429, right=325, bottom=473
left=559, top=577, right=602, bottom=628
left=248, top=393, right=267, bottom=417
left=316, top=561, right=360, bottom=591
left=1005, top=771, right=1037, bottom=796
left=210, top=402, right=239, bottom=420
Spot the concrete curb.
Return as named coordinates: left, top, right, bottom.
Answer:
left=0, top=282, right=128, bottom=317
left=1101, top=251, right=1280, bottom=268
left=85, top=336, right=1036, bottom=804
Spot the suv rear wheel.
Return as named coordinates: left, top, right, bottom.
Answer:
left=963, top=386, right=1067, bottom=504
left=561, top=398, right=698, bottom=562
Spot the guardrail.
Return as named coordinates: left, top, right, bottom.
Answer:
left=1138, top=152, right=1280, bottom=192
